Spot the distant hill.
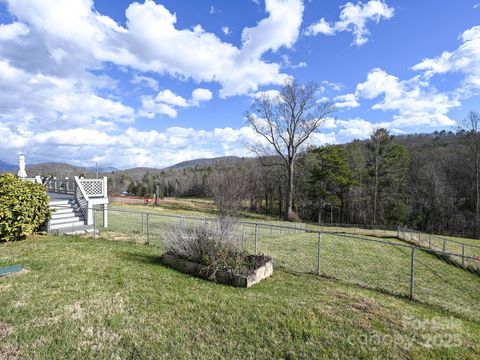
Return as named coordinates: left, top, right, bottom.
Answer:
left=164, top=156, right=242, bottom=170
left=86, top=166, right=118, bottom=173
left=26, top=162, right=97, bottom=178
left=0, top=160, right=16, bottom=172
left=0, top=155, right=243, bottom=179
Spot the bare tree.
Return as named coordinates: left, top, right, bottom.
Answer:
left=206, top=167, right=249, bottom=218
left=462, top=111, right=480, bottom=238
left=245, top=80, right=335, bottom=220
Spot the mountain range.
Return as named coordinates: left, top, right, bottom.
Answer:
left=0, top=156, right=242, bottom=178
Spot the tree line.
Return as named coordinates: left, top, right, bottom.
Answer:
left=109, top=80, right=480, bottom=239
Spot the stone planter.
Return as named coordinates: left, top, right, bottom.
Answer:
left=160, top=253, right=273, bottom=288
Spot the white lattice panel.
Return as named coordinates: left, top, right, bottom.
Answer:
left=80, top=180, right=104, bottom=197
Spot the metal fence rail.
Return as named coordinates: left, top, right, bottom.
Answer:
left=83, top=208, right=480, bottom=321
left=398, top=227, right=480, bottom=271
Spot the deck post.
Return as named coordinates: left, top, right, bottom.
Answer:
left=103, top=203, right=108, bottom=228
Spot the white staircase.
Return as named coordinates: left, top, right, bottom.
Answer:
left=49, top=196, right=93, bottom=234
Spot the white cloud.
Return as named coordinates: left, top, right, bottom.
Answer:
left=0, top=59, right=134, bottom=130
left=2, top=0, right=304, bottom=97
left=191, top=88, right=213, bottom=105
left=336, top=118, right=377, bottom=139
left=0, top=124, right=277, bottom=168
left=334, top=93, right=360, bottom=109
left=139, top=88, right=213, bottom=119
left=412, top=25, right=480, bottom=94
left=306, top=0, right=394, bottom=46
left=305, top=19, right=335, bottom=37
left=155, top=89, right=189, bottom=108
left=355, top=68, right=459, bottom=127
left=251, top=89, right=282, bottom=100
left=0, top=0, right=314, bottom=168
left=222, top=26, right=230, bottom=35
left=130, top=74, right=159, bottom=91
left=281, top=54, right=307, bottom=69
left=0, top=22, right=29, bottom=40
left=241, top=0, right=304, bottom=58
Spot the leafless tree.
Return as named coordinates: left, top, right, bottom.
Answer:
left=206, top=167, right=249, bottom=218
left=462, top=111, right=480, bottom=238
left=245, top=80, right=335, bottom=220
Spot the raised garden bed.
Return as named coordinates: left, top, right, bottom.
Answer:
left=160, top=253, right=273, bottom=287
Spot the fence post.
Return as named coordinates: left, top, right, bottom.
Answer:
left=443, top=239, right=446, bottom=253
left=409, top=248, right=416, bottom=300
left=429, top=234, right=431, bottom=248
left=316, top=232, right=321, bottom=275
left=254, top=224, right=258, bottom=255
left=146, top=213, right=150, bottom=245
left=397, top=226, right=399, bottom=238
left=462, top=244, right=465, bottom=267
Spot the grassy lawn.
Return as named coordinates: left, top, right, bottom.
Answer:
left=1, top=236, right=479, bottom=359
left=98, top=209, right=480, bottom=318
left=110, top=198, right=280, bottom=221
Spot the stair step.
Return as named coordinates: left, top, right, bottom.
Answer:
left=51, top=205, right=83, bottom=212
left=49, top=225, right=95, bottom=235
left=49, top=199, right=74, bottom=206
left=49, top=220, right=86, bottom=230
left=52, top=212, right=83, bottom=220
left=50, top=216, right=82, bottom=225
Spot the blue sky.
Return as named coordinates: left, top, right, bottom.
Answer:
left=0, top=0, right=479, bottom=168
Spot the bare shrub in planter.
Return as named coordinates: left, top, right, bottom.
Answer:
left=160, top=218, right=273, bottom=287
left=160, top=218, right=245, bottom=272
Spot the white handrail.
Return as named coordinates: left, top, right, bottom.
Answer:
left=74, top=176, right=92, bottom=225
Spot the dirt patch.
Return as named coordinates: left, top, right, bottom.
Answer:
left=0, top=345, right=21, bottom=360
left=0, top=323, right=12, bottom=340
left=349, top=298, right=375, bottom=312
left=335, top=292, right=381, bottom=314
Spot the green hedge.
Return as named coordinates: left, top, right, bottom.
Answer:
left=0, top=173, right=51, bottom=241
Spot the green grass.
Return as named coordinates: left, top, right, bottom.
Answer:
left=99, top=209, right=480, bottom=319
left=1, top=235, right=480, bottom=359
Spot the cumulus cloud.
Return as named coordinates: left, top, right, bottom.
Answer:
left=0, top=22, right=29, bottom=40
left=0, top=124, right=283, bottom=169
left=412, top=25, right=480, bottom=94
left=3, top=0, right=304, bottom=98
left=334, top=93, right=360, bottom=109
left=222, top=26, right=230, bottom=35
left=130, top=74, right=159, bottom=91
left=139, top=88, right=213, bottom=119
left=0, top=59, right=134, bottom=131
left=0, top=0, right=309, bottom=167
left=306, top=0, right=394, bottom=46
left=354, top=68, right=459, bottom=127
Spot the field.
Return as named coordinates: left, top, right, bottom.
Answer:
left=1, top=235, right=480, bottom=359
left=2, top=200, right=480, bottom=358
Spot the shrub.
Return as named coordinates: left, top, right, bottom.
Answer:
left=160, top=218, right=246, bottom=271
left=206, top=168, right=249, bottom=218
left=0, top=173, right=51, bottom=241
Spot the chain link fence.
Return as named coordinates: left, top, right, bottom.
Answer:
left=88, top=208, right=480, bottom=321
left=398, top=227, right=480, bottom=272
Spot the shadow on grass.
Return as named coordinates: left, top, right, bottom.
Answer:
left=117, top=251, right=164, bottom=266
